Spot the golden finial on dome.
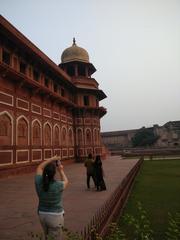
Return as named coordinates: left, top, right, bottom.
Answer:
left=73, top=37, right=76, bottom=45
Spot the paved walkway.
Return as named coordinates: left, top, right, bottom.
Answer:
left=0, top=156, right=139, bottom=240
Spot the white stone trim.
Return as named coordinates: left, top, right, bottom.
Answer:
left=31, top=103, right=42, bottom=115
left=85, top=147, right=93, bottom=156
left=0, top=110, right=14, bottom=145
left=16, top=98, right=29, bottom=111
left=67, top=117, right=73, bottom=125
left=68, top=148, right=74, bottom=157
left=44, top=149, right=52, bottom=160
left=43, top=108, right=52, bottom=118
left=16, top=149, right=29, bottom=163
left=32, top=149, right=42, bottom=162
left=0, top=150, right=13, bottom=166
left=54, top=148, right=61, bottom=159
left=76, top=148, right=84, bottom=157
left=62, top=148, right=68, bottom=158
left=0, top=91, right=14, bottom=106
left=61, top=114, right=67, bottom=123
left=53, top=111, right=60, bottom=120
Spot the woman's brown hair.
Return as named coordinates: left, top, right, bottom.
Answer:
left=42, top=163, right=56, bottom=191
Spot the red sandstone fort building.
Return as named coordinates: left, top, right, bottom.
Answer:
left=0, top=16, right=106, bottom=176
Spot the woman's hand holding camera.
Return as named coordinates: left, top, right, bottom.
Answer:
left=51, top=155, right=59, bottom=161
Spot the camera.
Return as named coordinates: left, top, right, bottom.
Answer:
left=56, top=160, right=61, bottom=167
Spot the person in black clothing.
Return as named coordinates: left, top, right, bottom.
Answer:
left=94, top=155, right=106, bottom=191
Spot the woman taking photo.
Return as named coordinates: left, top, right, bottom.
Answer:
left=35, top=155, right=68, bottom=240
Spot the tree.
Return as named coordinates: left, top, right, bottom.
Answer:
left=132, top=127, right=158, bottom=147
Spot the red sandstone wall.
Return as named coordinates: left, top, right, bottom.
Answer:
left=0, top=23, right=104, bottom=176
left=0, top=84, right=102, bottom=173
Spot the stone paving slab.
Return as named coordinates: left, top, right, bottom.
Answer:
left=0, top=156, right=139, bottom=239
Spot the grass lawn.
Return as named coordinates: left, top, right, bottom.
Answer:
left=119, top=159, right=180, bottom=239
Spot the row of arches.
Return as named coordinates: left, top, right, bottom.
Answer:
left=0, top=111, right=74, bottom=146
left=76, top=128, right=100, bottom=146
left=0, top=111, right=101, bottom=147
left=32, top=120, right=74, bottom=146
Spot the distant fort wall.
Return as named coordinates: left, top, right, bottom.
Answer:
left=101, top=121, right=180, bottom=155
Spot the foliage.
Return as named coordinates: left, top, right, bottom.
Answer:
left=165, top=212, right=180, bottom=240
left=121, top=160, right=180, bottom=238
left=63, top=227, right=83, bottom=240
left=123, top=202, right=154, bottom=240
left=27, top=232, right=43, bottom=240
left=27, top=228, right=83, bottom=240
left=131, top=128, right=158, bottom=147
left=106, top=222, right=126, bottom=240
left=27, top=210, right=180, bottom=240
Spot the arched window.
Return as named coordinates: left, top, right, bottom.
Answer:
left=32, top=120, right=41, bottom=145
left=61, top=127, right=67, bottom=146
left=93, top=128, right=98, bottom=145
left=68, top=128, right=74, bottom=146
left=44, top=123, right=52, bottom=146
left=17, top=117, right=28, bottom=145
left=77, top=128, right=83, bottom=145
left=0, top=112, right=12, bottom=145
left=54, top=125, right=60, bottom=146
left=86, top=129, right=92, bottom=145
left=97, top=129, right=100, bottom=144
left=0, top=120, right=8, bottom=136
left=18, top=123, right=26, bottom=137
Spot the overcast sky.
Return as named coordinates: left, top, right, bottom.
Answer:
left=1, top=0, right=180, bottom=132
